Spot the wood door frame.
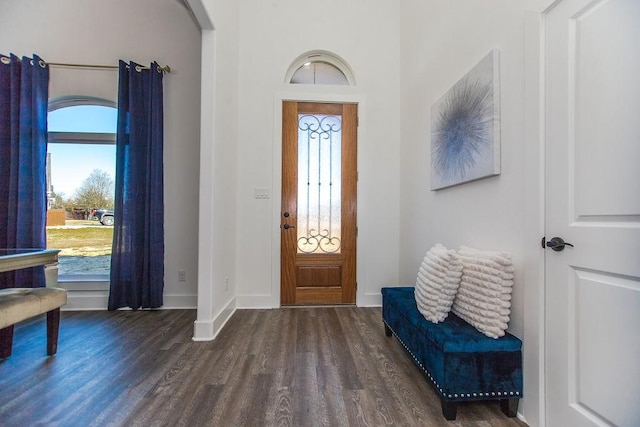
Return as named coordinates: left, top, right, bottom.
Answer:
left=271, top=92, right=363, bottom=309
left=281, top=101, right=357, bottom=305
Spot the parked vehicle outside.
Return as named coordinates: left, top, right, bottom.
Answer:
left=91, top=208, right=115, bottom=226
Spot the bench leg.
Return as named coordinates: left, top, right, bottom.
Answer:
left=46, top=308, right=61, bottom=356
left=0, top=325, right=15, bottom=358
left=441, top=399, right=457, bottom=420
left=384, top=323, right=393, bottom=337
left=500, top=398, right=519, bottom=417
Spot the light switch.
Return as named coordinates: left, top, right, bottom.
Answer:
left=254, top=187, right=270, bottom=199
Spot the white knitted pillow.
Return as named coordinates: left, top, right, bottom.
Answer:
left=452, top=246, right=514, bottom=338
left=414, top=244, right=463, bottom=323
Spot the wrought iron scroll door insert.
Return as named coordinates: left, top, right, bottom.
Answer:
left=297, top=113, right=342, bottom=254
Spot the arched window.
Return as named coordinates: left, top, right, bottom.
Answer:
left=49, top=104, right=117, bottom=133
left=46, top=97, right=117, bottom=280
left=285, top=50, right=356, bottom=86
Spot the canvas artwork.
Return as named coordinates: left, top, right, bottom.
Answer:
left=431, top=49, right=500, bottom=190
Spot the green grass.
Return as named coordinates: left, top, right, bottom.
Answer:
left=47, top=223, right=113, bottom=256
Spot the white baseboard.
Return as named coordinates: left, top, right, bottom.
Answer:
left=236, top=293, right=383, bottom=308
left=360, top=292, right=382, bottom=307
left=163, top=294, right=197, bottom=308
left=236, top=294, right=276, bottom=309
left=192, top=297, right=237, bottom=341
left=61, top=290, right=197, bottom=311
left=63, top=291, right=109, bottom=310
left=193, top=318, right=214, bottom=340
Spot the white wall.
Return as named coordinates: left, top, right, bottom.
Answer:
left=192, top=0, right=240, bottom=340
left=399, top=0, right=535, bottom=422
left=233, top=0, right=403, bottom=308
left=0, top=0, right=202, bottom=309
left=399, top=0, right=526, bottom=337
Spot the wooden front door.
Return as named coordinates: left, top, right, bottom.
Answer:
left=544, top=1, right=640, bottom=425
left=281, top=102, right=357, bottom=305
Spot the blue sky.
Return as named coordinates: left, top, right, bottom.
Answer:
left=47, top=106, right=117, bottom=197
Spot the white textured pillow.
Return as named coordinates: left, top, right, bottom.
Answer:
left=452, top=246, right=514, bottom=338
left=414, top=244, right=463, bottom=323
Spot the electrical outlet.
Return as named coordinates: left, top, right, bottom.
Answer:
left=225, top=276, right=229, bottom=291
left=178, top=270, right=186, bottom=282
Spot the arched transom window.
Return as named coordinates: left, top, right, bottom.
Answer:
left=286, top=51, right=355, bottom=86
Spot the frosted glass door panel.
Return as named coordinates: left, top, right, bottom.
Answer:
left=297, top=114, right=342, bottom=254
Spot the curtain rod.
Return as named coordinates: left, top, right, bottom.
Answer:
left=47, top=61, right=171, bottom=73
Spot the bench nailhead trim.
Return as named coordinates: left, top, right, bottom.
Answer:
left=383, top=319, right=522, bottom=401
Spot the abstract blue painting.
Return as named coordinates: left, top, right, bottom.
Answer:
left=431, top=50, right=500, bottom=190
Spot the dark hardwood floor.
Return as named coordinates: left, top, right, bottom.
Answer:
left=0, top=307, right=527, bottom=426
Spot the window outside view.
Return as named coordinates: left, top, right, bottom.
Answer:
left=46, top=104, right=117, bottom=278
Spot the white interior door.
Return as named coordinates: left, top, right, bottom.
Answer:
left=544, top=0, right=640, bottom=426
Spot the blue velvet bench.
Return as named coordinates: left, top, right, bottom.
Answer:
left=381, top=287, right=523, bottom=420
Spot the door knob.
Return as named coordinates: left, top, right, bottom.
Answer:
left=283, top=224, right=295, bottom=230
left=543, top=237, right=574, bottom=252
